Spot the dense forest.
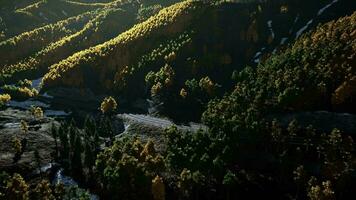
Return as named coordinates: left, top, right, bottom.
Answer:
left=0, top=0, right=355, bottom=199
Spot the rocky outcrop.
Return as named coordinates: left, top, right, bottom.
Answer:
left=117, top=113, right=207, bottom=152
left=43, top=87, right=106, bottom=112
left=0, top=108, right=58, bottom=175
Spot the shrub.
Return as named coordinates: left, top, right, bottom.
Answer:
left=0, top=94, right=11, bottom=106
left=1, top=85, right=38, bottom=100
left=100, top=96, right=117, bottom=114
left=30, top=106, right=44, bottom=119
left=5, top=174, right=29, bottom=200
left=33, top=180, right=55, bottom=200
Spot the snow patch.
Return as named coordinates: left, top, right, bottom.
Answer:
left=296, top=19, right=313, bottom=38
left=318, top=0, right=339, bottom=16
left=252, top=47, right=266, bottom=64
left=8, top=100, right=50, bottom=109
left=267, top=20, right=275, bottom=39
left=253, top=51, right=262, bottom=59
left=39, top=12, right=48, bottom=21
left=42, top=92, right=54, bottom=99
left=3, top=122, right=20, bottom=129
left=52, top=169, right=100, bottom=200
left=295, top=0, right=339, bottom=38
left=31, top=77, right=42, bottom=90
left=280, top=37, right=288, bottom=45
left=289, top=15, right=300, bottom=33
left=45, top=110, right=71, bottom=117
left=52, top=169, right=77, bottom=186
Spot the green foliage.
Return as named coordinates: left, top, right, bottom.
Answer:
left=151, top=175, right=165, bottom=200
left=137, top=4, right=163, bottom=22
left=177, top=168, right=206, bottom=198
left=5, top=173, right=29, bottom=200
left=1, top=4, right=138, bottom=80
left=162, top=12, right=356, bottom=198
left=1, top=85, right=38, bottom=100
left=62, top=186, right=91, bottom=200
left=203, top=12, right=356, bottom=132
left=146, top=64, right=175, bottom=97
left=42, top=0, right=202, bottom=89
left=0, top=171, right=92, bottom=200
left=96, top=137, right=164, bottom=199
left=33, top=180, right=55, bottom=200
left=0, top=10, right=95, bottom=67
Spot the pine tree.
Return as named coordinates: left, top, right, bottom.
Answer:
left=58, top=125, right=69, bottom=162
left=84, top=116, right=96, bottom=137
left=33, top=180, right=55, bottom=200
left=5, top=174, right=29, bottom=200
left=50, top=123, right=58, bottom=159
left=93, top=128, right=100, bottom=153
left=71, top=135, right=83, bottom=178
left=34, top=150, right=41, bottom=175
left=12, top=137, right=22, bottom=163
left=84, top=141, right=94, bottom=175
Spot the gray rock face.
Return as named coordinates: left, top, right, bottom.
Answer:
left=44, top=87, right=105, bottom=112
left=0, top=108, right=58, bottom=174
left=117, top=113, right=208, bottom=152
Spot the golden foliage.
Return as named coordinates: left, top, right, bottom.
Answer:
left=164, top=51, right=176, bottom=62
left=199, top=76, right=215, bottom=95
left=42, top=0, right=200, bottom=89
left=5, top=173, right=29, bottom=200
left=100, top=96, right=117, bottom=114
left=152, top=175, right=165, bottom=200
left=180, top=88, right=187, bottom=98
left=141, top=140, right=156, bottom=158
left=0, top=10, right=95, bottom=68
left=33, top=180, right=55, bottom=200
left=20, top=120, right=29, bottom=134
left=30, top=106, right=44, bottom=119
left=280, top=5, right=288, bottom=13
left=0, top=94, right=11, bottom=104
left=13, top=137, right=22, bottom=155
left=332, top=76, right=356, bottom=106
left=2, top=6, right=130, bottom=79
left=151, top=82, right=163, bottom=96
left=0, top=85, right=38, bottom=100
left=246, top=20, right=258, bottom=43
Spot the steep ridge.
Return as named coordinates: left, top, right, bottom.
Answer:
left=0, top=0, right=353, bottom=95
left=0, top=10, right=96, bottom=67
left=42, top=0, right=203, bottom=90
left=40, top=0, right=355, bottom=94
left=0, top=0, right=111, bottom=40
left=1, top=2, right=140, bottom=81
left=203, top=11, right=356, bottom=131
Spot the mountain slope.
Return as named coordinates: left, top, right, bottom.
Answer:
left=203, top=11, right=356, bottom=132
left=42, top=0, right=203, bottom=89
left=0, top=0, right=110, bottom=40
left=1, top=3, right=140, bottom=80
left=0, top=10, right=96, bottom=67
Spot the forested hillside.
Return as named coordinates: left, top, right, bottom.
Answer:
left=0, top=0, right=355, bottom=199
